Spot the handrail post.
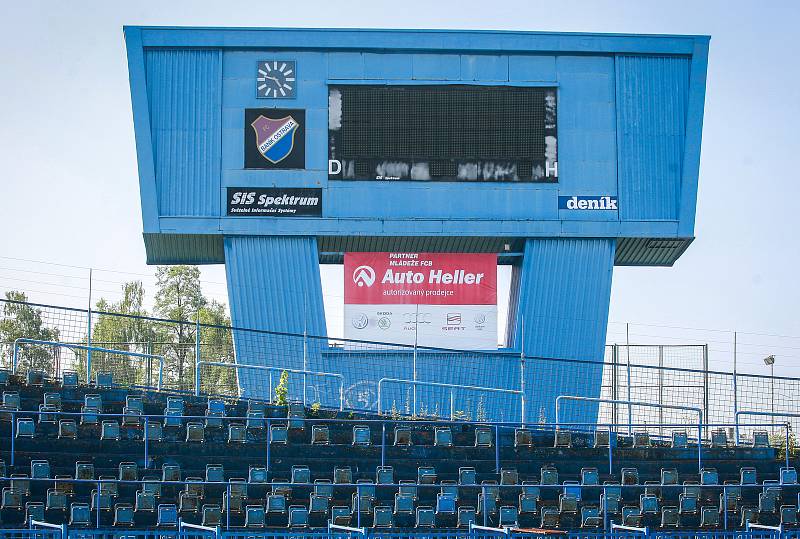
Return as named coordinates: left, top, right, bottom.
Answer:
left=339, top=378, right=344, bottom=411
left=376, top=380, right=382, bottom=416
left=381, top=421, right=387, bottom=467
left=10, top=410, right=15, bottom=466
left=786, top=423, right=791, bottom=471
left=87, top=268, right=93, bottom=385
left=144, top=416, right=149, bottom=469
left=195, top=315, right=201, bottom=396
left=723, top=486, right=728, bottom=530
left=450, top=388, right=455, bottom=421
left=495, top=424, right=500, bottom=473
left=226, top=482, right=231, bottom=530
left=96, top=480, right=101, bottom=528
left=266, top=418, right=271, bottom=478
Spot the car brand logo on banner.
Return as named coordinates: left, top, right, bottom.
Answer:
left=353, top=265, right=376, bottom=288
left=244, top=109, right=305, bottom=169
left=227, top=188, right=321, bottom=217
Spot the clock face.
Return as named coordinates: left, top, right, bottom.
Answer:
left=256, top=61, right=296, bottom=99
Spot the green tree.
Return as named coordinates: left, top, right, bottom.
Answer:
left=89, top=281, right=158, bottom=386
left=196, top=299, right=236, bottom=395
left=0, top=291, right=60, bottom=373
left=153, top=266, right=207, bottom=387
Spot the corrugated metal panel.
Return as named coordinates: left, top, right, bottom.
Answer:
left=615, top=237, right=693, bottom=266
left=145, top=49, right=221, bottom=217
left=616, top=55, right=690, bottom=220
left=510, top=238, right=615, bottom=423
left=224, top=236, right=326, bottom=398
left=143, top=233, right=224, bottom=264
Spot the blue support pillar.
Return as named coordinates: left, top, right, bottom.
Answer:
left=224, top=236, right=326, bottom=399
left=506, top=238, right=615, bottom=425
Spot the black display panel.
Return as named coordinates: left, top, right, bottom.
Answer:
left=328, top=85, right=557, bottom=182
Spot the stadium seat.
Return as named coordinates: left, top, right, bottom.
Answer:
left=594, top=429, right=610, bottom=447
left=31, top=459, right=49, bottom=479
left=288, top=402, right=305, bottom=429
left=661, top=506, right=679, bottom=527
left=418, top=466, right=437, bottom=484
left=157, top=504, right=178, bottom=527
left=119, top=462, right=137, bottom=481
left=122, top=406, right=141, bottom=426
left=62, top=371, right=78, bottom=387
left=27, top=371, right=44, bottom=386
left=581, top=467, right=599, bottom=486
left=186, top=421, right=205, bottom=442
left=314, top=479, right=333, bottom=498
left=203, top=504, right=222, bottom=527
left=11, top=475, right=30, bottom=496
left=478, top=493, right=497, bottom=515
left=701, top=468, right=719, bottom=485
left=311, top=424, right=330, bottom=444
left=640, top=494, right=658, bottom=514
left=353, top=424, right=371, bottom=445
left=206, top=398, right=225, bottom=428
left=179, top=492, right=199, bottom=513
left=331, top=506, right=351, bottom=526
left=581, top=506, right=601, bottom=527
left=135, top=491, right=155, bottom=512
left=541, top=466, right=558, bottom=485
left=334, top=467, right=352, bottom=484
left=740, top=506, right=758, bottom=527
left=559, top=493, right=578, bottom=512
left=247, top=410, right=266, bottom=430
left=376, top=465, right=393, bottom=484
left=499, top=505, right=518, bottom=527
left=76, top=462, right=94, bottom=480
left=146, top=420, right=163, bottom=441
left=399, top=480, right=417, bottom=500
left=621, top=467, right=639, bottom=485
left=310, top=494, right=329, bottom=514
left=206, top=464, right=224, bottom=482
left=501, top=468, right=519, bottom=485
left=2, top=488, right=22, bottom=509
left=622, top=506, right=642, bottom=527
left=163, top=464, right=180, bottom=482
left=249, top=466, right=267, bottom=483
left=436, top=493, right=457, bottom=514
left=394, top=426, right=412, bottom=446
left=672, top=430, right=688, bottom=448
left=69, top=503, right=91, bottom=526
left=541, top=506, right=559, bottom=528
left=782, top=467, right=798, bottom=485
left=514, top=428, right=532, bottom=447
left=781, top=505, right=798, bottom=527
left=95, top=372, right=113, bottom=388
left=434, top=426, right=453, bottom=446
left=43, top=392, right=61, bottom=409
left=228, top=422, right=246, bottom=442
left=741, top=467, right=757, bottom=485
left=459, top=467, right=477, bottom=485
left=679, top=494, right=698, bottom=514
left=519, top=494, right=537, bottom=514
left=415, top=506, right=435, bottom=527
left=633, top=431, right=650, bottom=448
left=700, top=505, right=720, bottom=527
left=554, top=430, right=571, bottom=447
left=458, top=506, right=476, bottom=528
left=101, top=420, right=120, bottom=440
left=114, top=503, right=135, bottom=526
left=292, top=465, right=311, bottom=484
left=16, top=418, right=35, bottom=437
left=475, top=426, right=493, bottom=447
left=395, top=494, right=414, bottom=514
left=522, top=482, right=541, bottom=500
left=266, top=494, right=287, bottom=514
left=752, top=430, right=770, bottom=448
left=186, top=478, right=205, bottom=499
left=270, top=423, right=288, bottom=443
left=25, top=501, right=45, bottom=524
left=711, top=429, right=727, bottom=448
left=288, top=505, right=309, bottom=527
left=58, top=419, right=77, bottom=438
left=373, top=506, right=393, bottom=528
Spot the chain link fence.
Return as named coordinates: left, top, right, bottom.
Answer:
left=1, top=298, right=797, bottom=436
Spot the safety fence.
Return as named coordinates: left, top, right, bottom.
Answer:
left=1, top=298, right=799, bottom=435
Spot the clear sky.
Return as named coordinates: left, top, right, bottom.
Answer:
left=0, top=1, right=798, bottom=376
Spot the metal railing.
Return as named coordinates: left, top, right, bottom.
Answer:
left=12, top=338, right=165, bottom=390
left=195, top=361, right=344, bottom=410
left=376, top=378, right=523, bottom=421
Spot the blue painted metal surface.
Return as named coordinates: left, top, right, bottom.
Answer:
left=616, top=55, right=690, bottom=220
left=145, top=49, right=221, bottom=217
left=508, top=239, right=616, bottom=423
left=123, top=27, right=709, bottom=424
left=224, top=236, right=326, bottom=398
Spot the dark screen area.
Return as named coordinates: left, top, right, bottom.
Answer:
left=336, top=85, right=547, bottom=160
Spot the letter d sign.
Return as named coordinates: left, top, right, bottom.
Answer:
left=328, top=160, right=342, bottom=175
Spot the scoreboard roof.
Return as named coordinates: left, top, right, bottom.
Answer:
left=124, top=27, right=709, bottom=266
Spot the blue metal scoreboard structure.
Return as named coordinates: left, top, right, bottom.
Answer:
left=124, top=27, right=709, bottom=423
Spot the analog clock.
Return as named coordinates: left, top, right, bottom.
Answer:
left=256, top=60, right=296, bottom=99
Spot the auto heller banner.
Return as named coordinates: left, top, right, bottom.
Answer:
left=344, top=252, right=498, bottom=350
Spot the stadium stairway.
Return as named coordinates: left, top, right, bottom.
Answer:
left=0, top=369, right=798, bottom=531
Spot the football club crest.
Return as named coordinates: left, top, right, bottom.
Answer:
left=244, top=109, right=306, bottom=169
left=251, top=115, right=298, bottom=164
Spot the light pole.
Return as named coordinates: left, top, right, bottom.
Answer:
left=764, top=355, right=776, bottom=421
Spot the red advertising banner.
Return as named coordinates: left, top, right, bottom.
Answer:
left=344, top=252, right=497, bottom=305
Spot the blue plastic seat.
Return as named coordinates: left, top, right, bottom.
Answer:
left=16, top=418, right=35, bottom=438
left=114, top=504, right=134, bottom=526
left=373, top=506, right=393, bottom=528
left=288, top=505, right=309, bottom=527
left=353, top=424, right=371, bottom=445
left=458, top=506, right=476, bottom=527
left=157, top=504, right=178, bottom=527
left=581, top=506, right=601, bottom=527
left=291, top=465, right=310, bottom=483
left=415, top=506, right=435, bottom=527
left=499, top=505, right=518, bottom=527
left=394, top=494, right=414, bottom=514
left=69, top=503, right=91, bottom=526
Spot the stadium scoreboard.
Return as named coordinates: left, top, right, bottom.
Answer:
left=328, top=85, right=558, bottom=182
